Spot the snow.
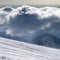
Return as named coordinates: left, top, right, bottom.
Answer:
left=0, top=37, right=60, bottom=60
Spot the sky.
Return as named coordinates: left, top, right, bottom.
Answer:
left=0, top=0, right=60, bottom=6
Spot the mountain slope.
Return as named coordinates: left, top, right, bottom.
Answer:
left=0, top=37, right=60, bottom=60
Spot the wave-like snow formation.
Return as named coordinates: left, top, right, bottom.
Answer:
left=0, top=6, right=60, bottom=37
left=0, top=5, right=60, bottom=48
left=0, top=37, right=60, bottom=60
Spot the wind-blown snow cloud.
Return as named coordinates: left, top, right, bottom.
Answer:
left=0, top=6, right=13, bottom=25
left=0, top=5, right=60, bottom=40
left=6, top=5, right=41, bottom=36
left=0, top=6, right=13, bottom=32
left=5, top=5, right=60, bottom=39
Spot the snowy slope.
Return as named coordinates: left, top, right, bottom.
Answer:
left=0, top=37, right=60, bottom=60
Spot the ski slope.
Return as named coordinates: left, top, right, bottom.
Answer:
left=0, top=37, right=60, bottom=60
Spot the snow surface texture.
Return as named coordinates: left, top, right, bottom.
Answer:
left=0, top=37, right=60, bottom=60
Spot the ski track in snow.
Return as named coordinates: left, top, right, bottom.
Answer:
left=0, top=37, right=60, bottom=60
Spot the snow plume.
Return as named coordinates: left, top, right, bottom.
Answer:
left=0, top=6, right=13, bottom=25
left=0, top=6, right=14, bottom=32
left=0, top=5, right=59, bottom=40
left=6, top=5, right=41, bottom=37
left=5, top=5, right=60, bottom=39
